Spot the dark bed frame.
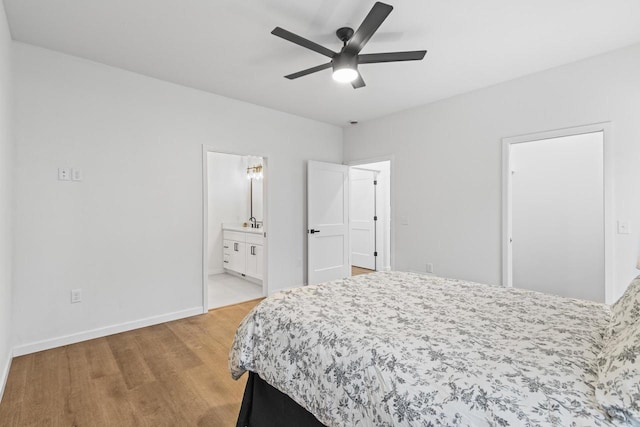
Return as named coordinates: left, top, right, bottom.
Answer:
left=236, top=372, right=326, bottom=427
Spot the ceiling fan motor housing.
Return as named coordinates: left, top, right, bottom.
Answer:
left=332, top=52, right=358, bottom=73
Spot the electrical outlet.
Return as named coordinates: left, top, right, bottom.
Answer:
left=426, top=263, right=434, bottom=273
left=618, top=221, right=631, bottom=235
left=71, top=289, right=82, bottom=304
left=58, top=168, right=71, bottom=181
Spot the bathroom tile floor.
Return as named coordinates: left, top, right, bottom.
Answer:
left=208, top=273, right=263, bottom=309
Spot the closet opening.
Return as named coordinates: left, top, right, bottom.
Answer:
left=502, top=123, right=613, bottom=303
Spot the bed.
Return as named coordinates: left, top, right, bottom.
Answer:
left=229, top=271, right=640, bottom=426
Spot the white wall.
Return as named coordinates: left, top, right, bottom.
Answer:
left=511, top=133, right=604, bottom=302
left=344, top=43, right=640, bottom=301
left=12, top=43, right=342, bottom=353
left=0, top=0, right=13, bottom=397
left=207, top=152, right=249, bottom=275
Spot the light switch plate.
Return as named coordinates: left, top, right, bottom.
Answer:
left=71, top=168, right=83, bottom=182
left=618, top=220, right=631, bottom=235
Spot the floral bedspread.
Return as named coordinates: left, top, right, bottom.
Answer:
left=230, top=271, right=617, bottom=426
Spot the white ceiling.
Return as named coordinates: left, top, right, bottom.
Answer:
left=4, top=0, right=640, bottom=126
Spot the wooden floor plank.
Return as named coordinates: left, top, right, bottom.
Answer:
left=66, top=343, right=99, bottom=426
left=128, top=380, right=190, bottom=426
left=165, top=319, right=230, bottom=368
left=352, top=266, right=375, bottom=276
left=106, top=332, right=157, bottom=390
left=0, top=299, right=261, bottom=426
left=21, top=347, right=75, bottom=427
left=93, top=373, right=148, bottom=426
left=0, top=355, right=29, bottom=426
left=83, top=338, right=121, bottom=380
left=133, top=324, right=203, bottom=381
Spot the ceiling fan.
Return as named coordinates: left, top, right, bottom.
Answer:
left=271, top=2, right=426, bottom=89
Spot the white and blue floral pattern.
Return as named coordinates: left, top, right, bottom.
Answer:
left=230, top=272, right=620, bottom=426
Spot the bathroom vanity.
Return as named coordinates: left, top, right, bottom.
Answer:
left=222, top=225, right=264, bottom=281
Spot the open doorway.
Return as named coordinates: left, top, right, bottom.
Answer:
left=203, top=150, right=267, bottom=310
left=306, top=159, right=393, bottom=285
left=349, top=161, right=391, bottom=276
left=502, top=123, right=613, bottom=303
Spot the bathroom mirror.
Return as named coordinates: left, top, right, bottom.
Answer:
left=246, top=156, right=264, bottom=227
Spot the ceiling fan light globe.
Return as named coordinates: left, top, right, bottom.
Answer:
left=332, top=68, right=358, bottom=83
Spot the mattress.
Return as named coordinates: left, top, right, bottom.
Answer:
left=230, top=271, right=615, bottom=426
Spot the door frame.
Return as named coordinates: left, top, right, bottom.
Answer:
left=501, top=123, right=613, bottom=302
left=202, top=145, right=269, bottom=313
left=347, top=156, right=395, bottom=272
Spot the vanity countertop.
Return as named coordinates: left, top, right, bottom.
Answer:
left=222, top=224, right=264, bottom=235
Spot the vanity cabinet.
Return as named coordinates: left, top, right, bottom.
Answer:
left=223, top=239, right=246, bottom=274
left=223, top=229, right=263, bottom=280
left=245, top=237, right=264, bottom=280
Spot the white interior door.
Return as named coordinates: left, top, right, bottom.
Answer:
left=350, top=169, right=376, bottom=270
left=308, top=161, right=350, bottom=285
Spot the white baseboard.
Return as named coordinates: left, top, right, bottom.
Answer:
left=12, top=306, right=202, bottom=357
left=0, top=348, right=12, bottom=404
left=208, top=268, right=225, bottom=276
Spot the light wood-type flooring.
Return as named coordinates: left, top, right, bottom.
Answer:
left=351, top=266, right=375, bottom=276
left=0, top=299, right=261, bottom=426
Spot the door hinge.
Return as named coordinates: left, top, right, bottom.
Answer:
left=374, top=216, right=378, bottom=221
left=373, top=180, right=377, bottom=185
left=374, top=251, right=378, bottom=257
